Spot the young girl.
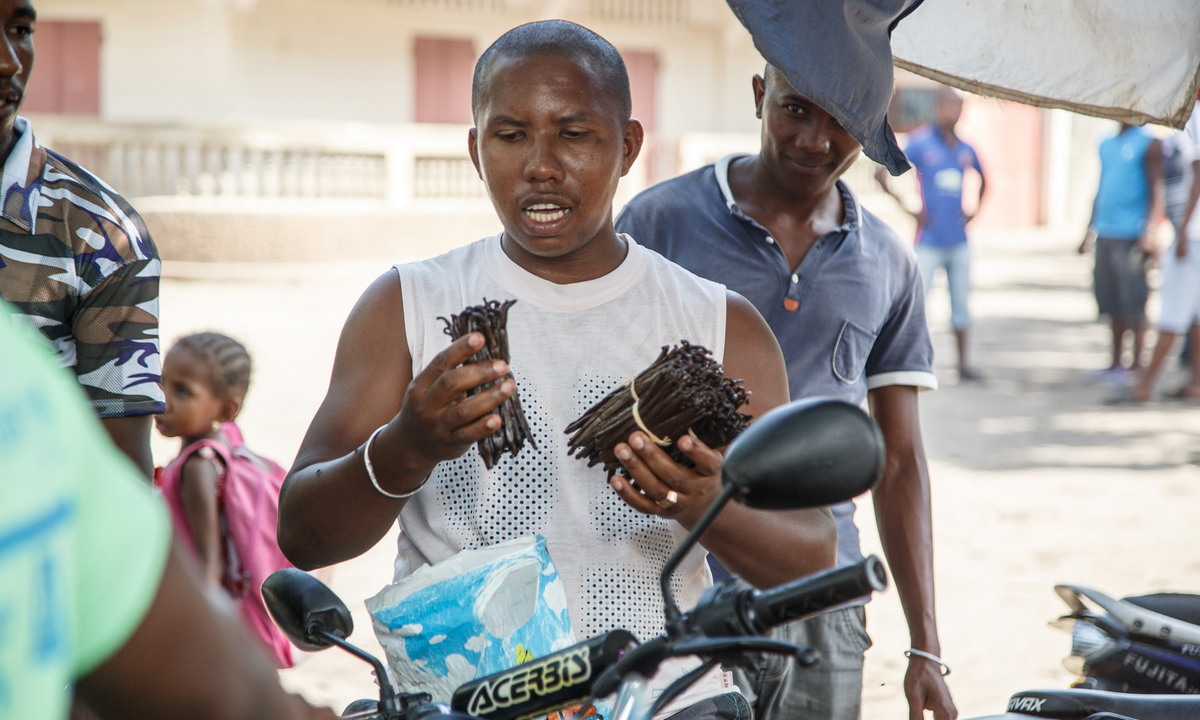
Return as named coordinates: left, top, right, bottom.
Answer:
left=155, top=331, right=295, bottom=668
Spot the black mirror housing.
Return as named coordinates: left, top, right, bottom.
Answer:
left=261, top=568, right=355, bottom=652
left=721, top=398, right=884, bottom=510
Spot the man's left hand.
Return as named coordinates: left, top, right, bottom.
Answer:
left=905, top=656, right=958, bottom=720
left=608, top=432, right=722, bottom=526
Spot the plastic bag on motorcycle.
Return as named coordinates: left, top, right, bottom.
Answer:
left=366, top=535, right=576, bottom=704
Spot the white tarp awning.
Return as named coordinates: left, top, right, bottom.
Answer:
left=891, top=0, right=1200, bottom=128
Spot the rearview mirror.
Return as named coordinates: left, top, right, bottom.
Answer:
left=261, top=567, right=355, bottom=652
left=721, top=398, right=884, bottom=510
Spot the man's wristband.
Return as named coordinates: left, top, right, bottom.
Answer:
left=362, top=424, right=427, bottom=500
left=905, top=648, right=951, bottom=676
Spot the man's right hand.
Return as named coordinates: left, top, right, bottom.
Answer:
left=384, top=331, right=516, bottom=472
left=1138, top=230, right=1159, bottom=260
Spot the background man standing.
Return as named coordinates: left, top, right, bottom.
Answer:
left=0, top=0, right=163, bottom=478
left=1078, top=122, right=1163, bottom=385
left=617, top=64, right=955, bottom=720
left=877, top=86, right=987, bottom=382
left=0, top=8, right=162, bottom=715
left=1129, top=101, right=1200, bottom=403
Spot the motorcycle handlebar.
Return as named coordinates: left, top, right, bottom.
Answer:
left=750, top=555, right=888, bottom=630
left=687, top=556, right=888, bottom=639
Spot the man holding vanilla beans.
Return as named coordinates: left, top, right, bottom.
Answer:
left=278, top=19, right=835, bottom=719
left=616, top=4, right=955, bottom=720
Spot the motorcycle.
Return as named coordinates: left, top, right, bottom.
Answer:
left=1053, top=584, right=1200, bottom=695
left=262, top=398, right=890, bottom=720
left=967, top=584, right=1200, bottom=719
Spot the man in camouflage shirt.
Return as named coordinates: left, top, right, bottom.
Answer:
left=0, top=0, right=163, bottom=478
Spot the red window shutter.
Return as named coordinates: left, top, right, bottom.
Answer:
left=23, top=20, right=101, bottom=115
left=622, top=50, right=659, bottom=135
left=414, top=36, right=475, bottom=124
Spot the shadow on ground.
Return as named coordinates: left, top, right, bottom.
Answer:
left=918, top=228, right=1199, bottom=473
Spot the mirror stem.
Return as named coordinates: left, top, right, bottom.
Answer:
left=661, top=483, right=737, bottom=635
left=314, top=629, right=403, bottom=717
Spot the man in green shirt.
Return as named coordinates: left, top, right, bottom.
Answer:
left=1, top=310, right=337, bottom=720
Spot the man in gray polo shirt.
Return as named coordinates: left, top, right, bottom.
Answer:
left=616, top=64, right=954, bottom=720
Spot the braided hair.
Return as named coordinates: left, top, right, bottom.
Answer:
left=174, top=332, right=252, bottom=405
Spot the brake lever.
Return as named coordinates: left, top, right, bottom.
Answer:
left=341, top=692, right=445, bottom=720
left=648, top=658, right=721, bottom=718
left=666, top=635, right=818, bottom=667
left=644, top=636, right=819, bottom=718
left=590, top=636, right=672, bottom=698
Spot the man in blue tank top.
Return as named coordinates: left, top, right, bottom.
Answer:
left=1079, top=124, right=1164, bottom=382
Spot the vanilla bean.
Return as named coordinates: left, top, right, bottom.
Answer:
left=564, top=341, right=752, bottom=475
left=440, top=299, right=536, bottom=469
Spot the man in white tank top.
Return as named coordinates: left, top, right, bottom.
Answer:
left=278, top=20, right=837, bottom=720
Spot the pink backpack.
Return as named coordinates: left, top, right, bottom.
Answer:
left=157, top=422, right=296, bottom=668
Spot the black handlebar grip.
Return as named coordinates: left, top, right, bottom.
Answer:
left=451, top=630, right=636, bottom=720
left=749, top=555, right=888, bottom=632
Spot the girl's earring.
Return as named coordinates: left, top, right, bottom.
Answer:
left=211, top=420, right=221, bottom=432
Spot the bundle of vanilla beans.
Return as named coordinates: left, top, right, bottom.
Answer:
left=440, top=299, right=535, bottom=469
left=564, top=341, right=751, bottom=475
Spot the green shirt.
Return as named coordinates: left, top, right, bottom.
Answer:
left=0, top=311, right=171, bottom=719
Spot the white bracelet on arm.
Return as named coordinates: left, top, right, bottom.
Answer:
left=904, top=648, right=951, bottom=676
left=362, top=424, right=427, bottom=500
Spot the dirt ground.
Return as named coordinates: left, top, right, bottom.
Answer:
left=154, top=223, right=1200, bottom=719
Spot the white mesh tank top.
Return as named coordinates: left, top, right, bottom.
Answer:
left=393, top=234, right=732, bottom=707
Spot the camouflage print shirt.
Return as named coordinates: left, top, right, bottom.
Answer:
left=0, top=117, right=164, bottom=418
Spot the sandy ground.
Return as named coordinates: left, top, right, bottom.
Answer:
left=154, top=223, right=1200, bottom=718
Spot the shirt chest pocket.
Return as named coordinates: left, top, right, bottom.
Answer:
left=831, top=320, right=877, bottom=385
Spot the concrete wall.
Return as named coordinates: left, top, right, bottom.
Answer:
left=137, top=197, right=501, bottom=265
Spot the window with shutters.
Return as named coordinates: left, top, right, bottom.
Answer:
left=23, top=20, right=102, bottom=115
left=414, top=36, right=475, bottom=124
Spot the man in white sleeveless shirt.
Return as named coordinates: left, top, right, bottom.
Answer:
left=279, top=20, right=837, bottom=719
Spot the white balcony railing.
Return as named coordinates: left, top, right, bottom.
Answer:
left=32, top=117, right=916, bottom=217
left=26, top=116, right=490, bottom=209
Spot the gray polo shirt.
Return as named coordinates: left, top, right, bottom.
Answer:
left=616, top=154, right=937, bottom=568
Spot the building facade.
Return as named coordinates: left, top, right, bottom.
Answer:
left=27, top=0, right=1112, bottom=261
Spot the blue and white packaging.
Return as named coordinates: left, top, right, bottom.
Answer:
left=366, top=535, right=576, bottom=703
